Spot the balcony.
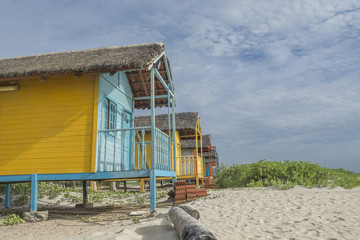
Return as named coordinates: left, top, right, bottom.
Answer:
left=97, top=127, right=172, bottom=172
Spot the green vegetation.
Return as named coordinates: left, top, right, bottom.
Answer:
left=0, top=181, right=170, bottom=207
left=215, top=160, right=360, bottom=189
left=156, top=191, right=167, bottom=201
left=80, top=217, right=93, bottom=222
left=0, top=214, right=25, bottom=226
left=135, top=195, right=146, bottom=205
left=132, top=217, right=140, bottom=224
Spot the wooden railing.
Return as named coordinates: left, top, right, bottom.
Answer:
left=98, top=127, right=171, bottom=172
left=177, top=155, right=203, bottom=177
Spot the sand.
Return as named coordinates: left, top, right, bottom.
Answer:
left=1, top=186, right=359, bottom=240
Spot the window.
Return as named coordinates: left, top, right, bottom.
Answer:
left=105, top=98, right=116, bottom=130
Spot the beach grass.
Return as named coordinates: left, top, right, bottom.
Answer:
left=0, top=181, right=169, bottom=208
left=215, top=160, right=360, bottom=189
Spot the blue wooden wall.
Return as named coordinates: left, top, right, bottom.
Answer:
left=96, top=72, right=134, bottom=172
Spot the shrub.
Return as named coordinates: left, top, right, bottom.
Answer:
left=0, top=214, right=25, bottom=226
left=215, top=160, right=360, bottom=189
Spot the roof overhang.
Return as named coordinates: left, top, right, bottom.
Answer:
left=0, top=42, right=174, bottom=109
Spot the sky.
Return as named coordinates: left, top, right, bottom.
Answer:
left=1, top=0, right=359, bottom=172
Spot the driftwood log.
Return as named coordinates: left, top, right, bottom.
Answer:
left=169, top=206, right=217, bottom=240
left=178, top=205, right=200, bottom=220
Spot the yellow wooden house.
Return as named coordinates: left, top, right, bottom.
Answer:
left=134, top=112, right=204, bottom=186
left=0, top=42, right=176, bottom=212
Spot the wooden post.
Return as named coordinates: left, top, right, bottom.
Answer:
left=5, top=184, right=10, bottom=208
left=30, top=174, right=38, bottom=212
left=169, top=206, right=217, bottom=240
left=92, top=181, right=98, bottom=191
left=72, top=181, right=77, bottom=190
left=172, top=96, right=177, bottom=183
left=140, top=179, right=145, bottom=192
left=83, top=181, right=88, bottom=205
left=124, top=181, right=127, bottom=192
left=150, top=169, right=156, bottom=211
left=150, top=66, right=156, bottom=212
left=110, top=181, right=117, bottom=191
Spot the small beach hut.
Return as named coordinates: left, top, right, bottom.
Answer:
left=0, top=42, right=176, bottom=212
left=180, top=134, right=215, bottom=183
left=135, top=112, right=204, bottom=186
left=203, top=146, right=220, bottom=177
left=200, top=135, right=214, bottom=177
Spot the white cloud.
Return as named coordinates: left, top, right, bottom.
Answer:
left=1, top=0, right=359, bottom=171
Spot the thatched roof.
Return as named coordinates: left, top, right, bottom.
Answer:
left=134, top=112, right=199, bottom=135
left=0, top=43, right=164, bottom=78
left=181, top=134, right=211, bottom=149
left=203, top=146, right=217, bottom=158
left=0, top=42, right=173, bottom=109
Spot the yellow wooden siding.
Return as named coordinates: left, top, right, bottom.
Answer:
left=0, top=74, right=97, bottom=175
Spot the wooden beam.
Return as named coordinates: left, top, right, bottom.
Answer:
left=128, top=72, right=137, bottom=83
left=138, top=70, right=149, bottom=96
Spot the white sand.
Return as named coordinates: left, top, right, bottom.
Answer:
left=1, top=186, right=360, bottom=240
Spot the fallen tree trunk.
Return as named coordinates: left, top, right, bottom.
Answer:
left=169, top=206, right=217, bottom=240
left=178, top=205, right=200, bottom=220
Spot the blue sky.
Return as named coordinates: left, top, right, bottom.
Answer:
left=1, top=0, right=359, bottom=172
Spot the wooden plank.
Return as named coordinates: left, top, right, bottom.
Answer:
left=0, top=167, right=91, bottom=175
left=0, top=103, right=94, bottom=116
left=1, top=156, right=91, bottom=165
left=0, top=123, right=93, bottom=136
left=0, top=150, right=92, bottom=159
left=0, top=142, right=92, bottom=151
left=0, top=119, right=93, bottom=130
left=1, top=109, right=93, bottom=121
left=1, top=162, right=91, bottom=171
left=0, top=128, right=93, bottom=138
left=0, top=135, right=92, bottom=145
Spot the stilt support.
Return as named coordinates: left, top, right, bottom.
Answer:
left=110, top=181, right=117, bottom=191
left=82, top=181, right=88, bottom=205
left=172, top=177, right=177, bottom=187
left=150, top=169, right=156, bottom=212
left=5, top=184, right=10, bottom=208
left=30, top=174, right=38, bottom=212
left=140, top=179, right=145, bottom=192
